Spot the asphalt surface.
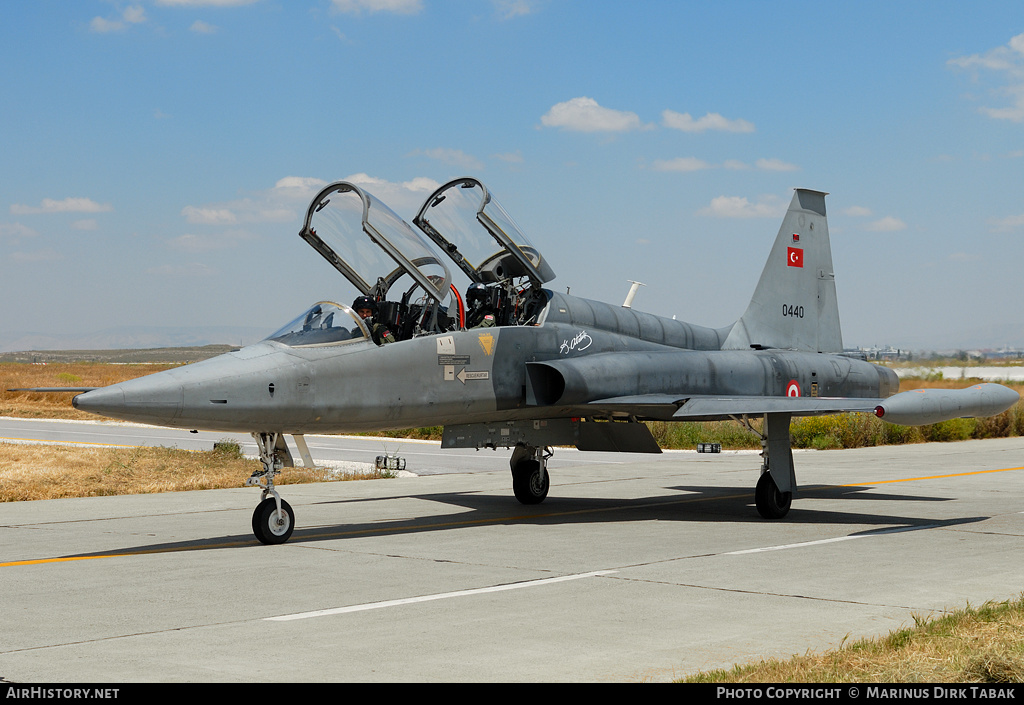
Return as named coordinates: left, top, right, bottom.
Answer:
left=1, top=420, right=1023, bottom=682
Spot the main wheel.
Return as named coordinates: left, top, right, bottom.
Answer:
left=252, top=497, right=295, bottom=544
left=511, top=459, right=549, bottom=505
left=755, top=472, right=792, bottom=519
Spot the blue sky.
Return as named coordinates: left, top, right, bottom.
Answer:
left=2, top=0, right=1023, bottom=351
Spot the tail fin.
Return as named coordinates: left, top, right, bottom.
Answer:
left=722, top=189, right=842, bottom=353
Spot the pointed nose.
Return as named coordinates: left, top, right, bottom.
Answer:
left=73, top=373, right=183, bottom=425
left=72, top=386, right=124, bottom=413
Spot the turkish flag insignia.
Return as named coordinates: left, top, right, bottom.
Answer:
left=787, top=247, right=804, bottom=268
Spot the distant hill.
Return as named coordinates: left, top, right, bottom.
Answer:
left=0, top=345, right=237, bottom=364
left=0, top=326, right=266, bottom=355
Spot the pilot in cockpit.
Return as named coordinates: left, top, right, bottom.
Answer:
left=352, top=296, right=396, bottom=345
left=465, top=283, right=496, bottom=329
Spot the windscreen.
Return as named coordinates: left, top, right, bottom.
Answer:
left=265, top=302, right=367, bottom=347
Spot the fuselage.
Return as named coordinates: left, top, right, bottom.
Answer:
left=72, top=290, right=899, bottom=433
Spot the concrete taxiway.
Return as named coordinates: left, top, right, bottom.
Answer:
left=1, top=434, right=1023, bottom=682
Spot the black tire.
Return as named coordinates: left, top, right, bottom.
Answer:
left=755, top=472, right=792, bottom=519
left=512, top=459, right=549, bottom=505
left=252, top=497, right=295, bottom=544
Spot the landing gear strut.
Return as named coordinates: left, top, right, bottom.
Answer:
left=510, top=444, right=551, bottom=505
left=735, top=413, right=795, bottom=519
left=246, top=432, right=295, bottom=544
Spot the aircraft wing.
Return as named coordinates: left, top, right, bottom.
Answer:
left=584, top=394, right=884, bottom=421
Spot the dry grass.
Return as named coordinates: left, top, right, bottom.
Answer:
left=0, top=442, right=387, bottom=502
left=0, top=362, right=180, bottom=420
left=683, top=597, right=1024, bottom=683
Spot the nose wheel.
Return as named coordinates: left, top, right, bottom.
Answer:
left=247, top=432, right=297, bottom=544
left=252, top=496, right=295, bottom=544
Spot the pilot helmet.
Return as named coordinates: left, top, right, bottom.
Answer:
left=466, top=283, right=489, bottom=308
left=352, top=295, right=377, bottom=316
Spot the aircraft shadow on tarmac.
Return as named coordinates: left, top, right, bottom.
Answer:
left=57, top=483, right=986, bottom=562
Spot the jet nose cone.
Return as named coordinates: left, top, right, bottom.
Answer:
left=73, top=387, right=125, bottom=413
left=72, top=374, right=183, bottom=425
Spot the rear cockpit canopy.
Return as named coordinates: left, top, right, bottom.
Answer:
left=413, top=177, right=556, bottom=286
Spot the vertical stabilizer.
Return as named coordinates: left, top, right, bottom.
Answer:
left=722, top=189, right=842, bottom=353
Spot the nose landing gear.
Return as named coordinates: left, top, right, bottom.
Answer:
left=247, top=432, right=296, bottom=544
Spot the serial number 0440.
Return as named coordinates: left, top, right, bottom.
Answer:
left=782, top=304, right=805, bottom=318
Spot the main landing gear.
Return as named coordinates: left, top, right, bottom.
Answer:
left=510, top=443, right=551, bottom=505
left=736, top=413, right=795, bottom=520
left=246, top=432, right=295, bottom=544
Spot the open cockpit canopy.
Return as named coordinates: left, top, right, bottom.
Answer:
left=300, top=181, right=452, bottom=302
left=295, top=177, right=554, bottom=341
left=413, top=177, right=556, bottom=287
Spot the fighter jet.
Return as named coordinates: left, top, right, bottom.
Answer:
left=60, top=178, right=1018, bottom=544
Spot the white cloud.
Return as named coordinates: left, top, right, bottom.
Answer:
left=11, top=248, right=60, bottom=263
left=652, top=157, right=797, bottom=172
left=988, top=213, right=1024, bottom=232
left=540, top=97, right=650, bottom=133
left=181, top=206, right=238, bottom=225
left=123, top=6, right=147, bottom=23
left=89, top=6, right=146, bottom=33
left=492, top=151, right=524, bottom=164
left=866, top=216, right=907, bottom=232
left=0, top=223, right=38, bottom=240
left=948, top=252, right=982, bottom=262
left=11, top=197, right=113, bottom=215
left=842, top=206, right=873, bottom=217
left=754, top=158, right=798, bottom=172
left=156, top=0, right=259, bottom=6
left=179, top=177, right=330, bottom=228
left=342, top=173, right=441, bottom=215
left=331, top=0, right=423, bottom=14
left=652, top=157, right=712, bottom=172
left=89, top=17, right=126, bottom=33
left=178, top=175, right=441, bottom=233
left=190, top=21, right=217, bottom=34
left=147, top=262, right=218, bottom=278
left=494, top=0, right=539, bottom=19
left=168, top=229, right=256, bottom=252
left=699, top=195, right=785, bottom=218
left=408, top=147, right=484, bottom=171
left=949, top=33, right=1024, bottom=122
left=274, top=176, right=328, bottom=194
left=662, top=110, right=755, bottom=133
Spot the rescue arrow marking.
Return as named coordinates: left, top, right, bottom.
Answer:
left=457, top=368, right=489, bottom=384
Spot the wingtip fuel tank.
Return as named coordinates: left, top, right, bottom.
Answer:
left=874, top=383, right=1020, bottom=426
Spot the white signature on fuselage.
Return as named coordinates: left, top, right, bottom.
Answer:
left=559, top=330, right=592, bottom=355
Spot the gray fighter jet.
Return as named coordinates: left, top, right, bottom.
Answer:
left=63, top=178, right=1019, bottom=544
